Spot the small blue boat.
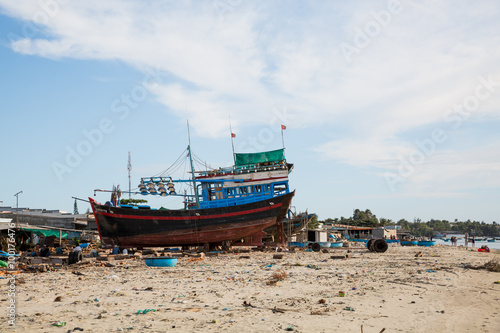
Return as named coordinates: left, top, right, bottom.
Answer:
left=287, top=242, right=306, bottom=248
left=330, top=241, right=343, bottom=248
left=487, top=239, right=496, bottom=242
left=417, top=240, right=436, bottom=247
left=144, top=257, right=177, bottom=267
left=385, top=239, right=400, bottom=244
left=401, top=240, right=418, bottom=246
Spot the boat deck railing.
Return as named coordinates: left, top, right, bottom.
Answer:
left=197, top=161, right=287, bottom=177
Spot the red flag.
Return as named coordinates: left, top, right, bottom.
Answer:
left=231, top=133, right=236, bottom=138
left=281, top=125, right=286, bottom=130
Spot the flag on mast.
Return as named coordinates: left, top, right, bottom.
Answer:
left=281, top=124, right=286, bottom=149
left=229, top=116, right=236, bottom=163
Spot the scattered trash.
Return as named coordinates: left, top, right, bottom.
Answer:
left=306, top=264, right=320, bottom=270
left=137, top=309, right=156, bottom=314
left=243, top=301, right=256, bottom=308
left=51, top=321, right=66, bottom=327
left=338, top=291, right=345, bottom=297
left=344, top=306, right=354, bottom=311
left=310, top=308, right=331, bottom=315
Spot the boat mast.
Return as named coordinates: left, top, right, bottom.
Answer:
left=127, top=151, right=132, bottom=199
left=187, top=121, right=200, bottom=208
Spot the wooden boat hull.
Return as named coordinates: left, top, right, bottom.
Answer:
left=90, top=191, right=294, bottom=248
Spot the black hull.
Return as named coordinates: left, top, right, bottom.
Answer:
left=90, top=191, right=294, bottom=248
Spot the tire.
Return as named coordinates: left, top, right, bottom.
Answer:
left=311, top=243, right=321, bottom=252
left=68, top=251, right=83, bottom=265
left=367, top=239, right=375, bottom=251
left=373, top=239, right=388, bottom=253
left=68, top=251, right=76, bottom=265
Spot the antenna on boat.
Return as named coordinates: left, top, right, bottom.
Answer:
left=128, top=151, right=132, bottom=199
left=281, top=124, right=287, bottom=158
left=186, top=120, right=200, bottom=208
left=229, top=115, right=236, bottom=164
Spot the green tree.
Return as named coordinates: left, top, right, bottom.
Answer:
left=379, top=218, right=394, bottom=226
left=397, top=219, right=410, bottom=230
left=352, top=209, right=379, bottom=227
left=308, top=214, right=320, bottom=229
left=73, top=199, right=79, bottom=215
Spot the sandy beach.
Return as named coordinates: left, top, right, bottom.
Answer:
left=2, top=245, right=499, bottom=333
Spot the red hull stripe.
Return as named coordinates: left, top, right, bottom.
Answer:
left=96, top=202, right=282, bottom=220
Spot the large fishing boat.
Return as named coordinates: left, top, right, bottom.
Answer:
left=90, top=146, right=294, bottom=248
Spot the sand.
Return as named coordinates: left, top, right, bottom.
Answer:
left=1, top=245, right=499, bottom=332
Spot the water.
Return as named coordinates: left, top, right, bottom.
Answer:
left=434, top=237, right=500, bottom=250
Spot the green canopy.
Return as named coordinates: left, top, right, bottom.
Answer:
left=235, top=149, right=285, bottom=166
left=22, top=228, right=68, bottom=238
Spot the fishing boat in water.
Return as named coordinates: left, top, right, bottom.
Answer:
left=90, top=146, right=294, bottom=249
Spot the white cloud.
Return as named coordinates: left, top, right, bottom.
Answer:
left=2, top=0, right=500, bottom=196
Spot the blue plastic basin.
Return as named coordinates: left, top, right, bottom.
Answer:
left=144, top=257, right=177, bottom=267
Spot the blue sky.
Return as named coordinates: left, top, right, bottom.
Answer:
left=0, top=0, right=499, bottom=222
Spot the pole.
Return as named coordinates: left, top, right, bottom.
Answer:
left=187, top=120, right=199, bottom=208
left=281, top=128, right=285, bottom=150
left=128, top=151, right=132, bottom=199
left=229, top=116, right=235, bottom=164
left=14, top=191, right=22, bottom=228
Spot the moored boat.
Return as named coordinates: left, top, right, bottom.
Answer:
left=401, top=240, right=418, bottom=246
left=91, top=147, right=295, bottom=248
left=349, top=239, right=369, bottom=243
left=417, top=240, right=436, bottom=247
